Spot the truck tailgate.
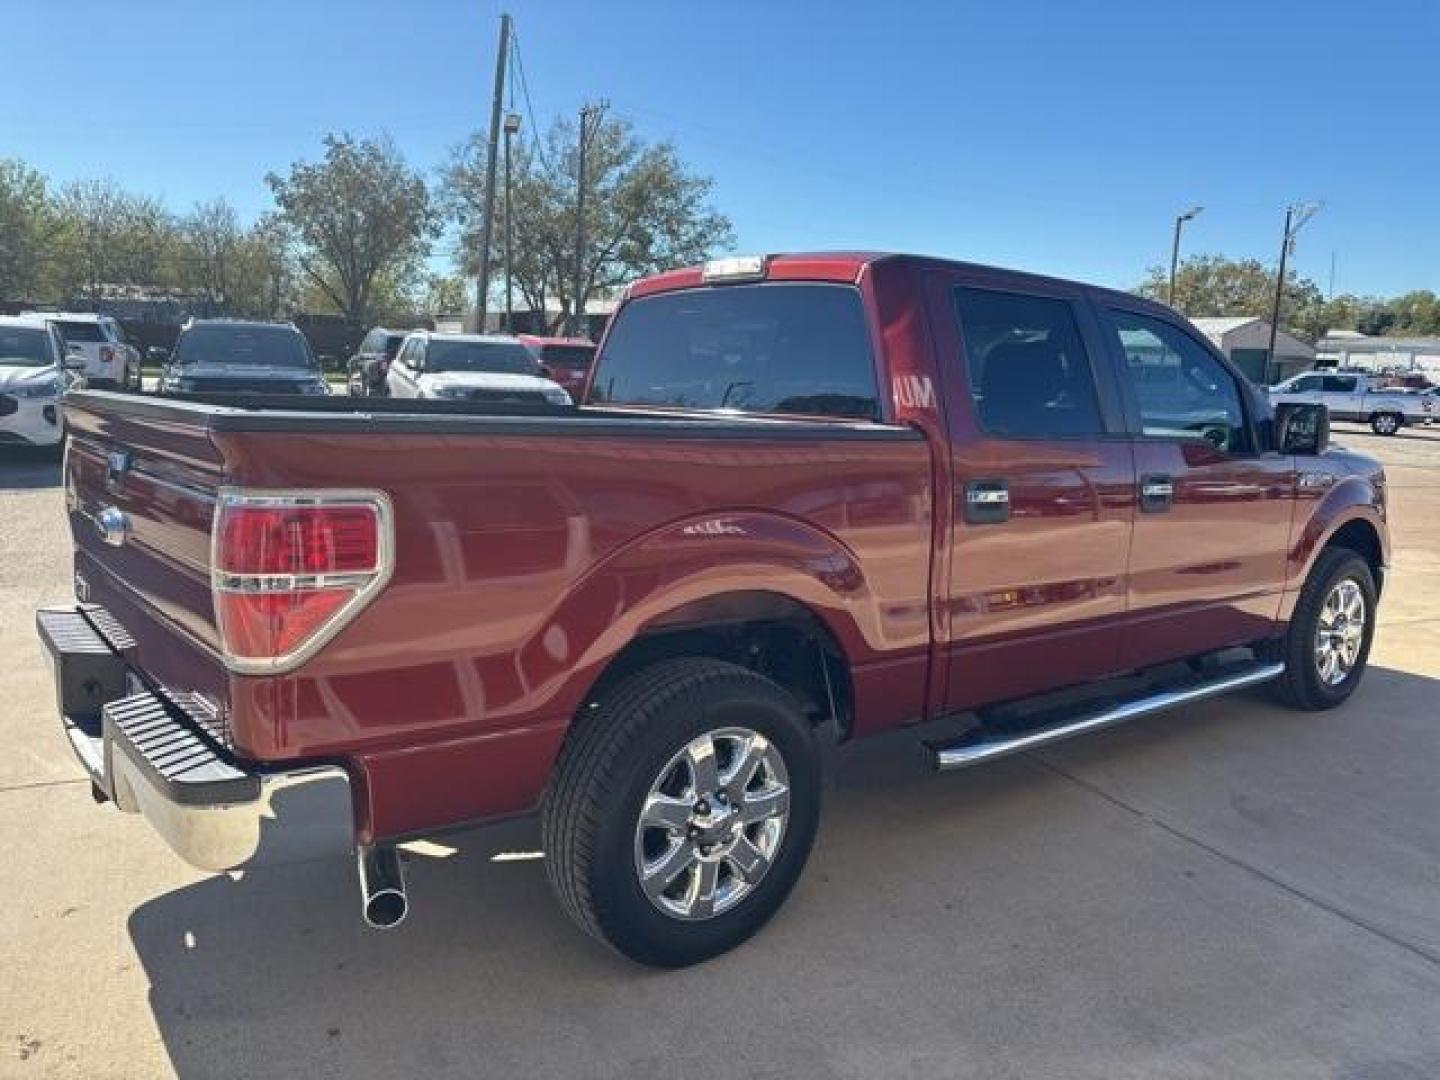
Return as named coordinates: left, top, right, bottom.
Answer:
left=63, top=395, right=233, bottom=744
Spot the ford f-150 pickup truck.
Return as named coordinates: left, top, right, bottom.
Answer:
left=1269, top=370, right=1432, bottom=435
left=37, top=252, right=1388, bottom=967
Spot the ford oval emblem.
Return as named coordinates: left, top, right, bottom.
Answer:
left=96, top=506, right=130, bottom=547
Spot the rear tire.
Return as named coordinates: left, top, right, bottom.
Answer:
left=1370, top=411, right=1401, bottom=436
left=1268, top=548, right=1376, bottom=710
left=542, top=658, right=821, bottom=968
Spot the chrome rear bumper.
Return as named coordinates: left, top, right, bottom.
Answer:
left=38, top=605, right=355, bottom=872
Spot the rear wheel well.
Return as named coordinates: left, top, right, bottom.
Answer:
left=1326, top=518, right=1384, bottom=593
left=581, top=592, right=854, bottom=742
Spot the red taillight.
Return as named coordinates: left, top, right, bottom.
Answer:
left=212, top=491, right=392, bottom=671
left=217, top=504, right=379, bottom=575
left=100, top=345, right=114, bottom=364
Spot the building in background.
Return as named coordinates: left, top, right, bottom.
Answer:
left=1189, top=317, right=1316, bottom=385
left=1316, top=333, right=1440, bottom=381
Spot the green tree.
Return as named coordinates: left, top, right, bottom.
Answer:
left=444, top=113, right=733, bottom=333
left=266, top=134, right=437, bottom=325
left=1135, top=254, right=1328, bottom=340
left=419, top=273, right=469, bottom=316
left=50, top=179, right=183, bottom=302
left=0, top=159, right=56, bottom=301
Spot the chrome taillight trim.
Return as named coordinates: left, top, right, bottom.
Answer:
left=210, top=487, right=395, bottom=675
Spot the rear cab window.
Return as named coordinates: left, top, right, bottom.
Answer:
left=591, top=283, right=880, bottom=420
left=951, top=286, right=1106, bottom=438
left=56, top=320, right=104, bottom=343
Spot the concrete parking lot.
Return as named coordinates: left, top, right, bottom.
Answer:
left=3, top=424, right=1438, bottom=1079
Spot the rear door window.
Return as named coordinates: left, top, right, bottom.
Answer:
left=591, top=283, right=879, bottom=420
left=952, top=286, right=1105, bottom=438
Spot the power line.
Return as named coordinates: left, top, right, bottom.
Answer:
left=508, top=27, right=552, bottom=174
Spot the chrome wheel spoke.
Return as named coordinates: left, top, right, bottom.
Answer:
left=726, top=835, right=770, bottom=883
left=641, top=839, right=695, bottom=900
left=740, top=783, right=790, bottom=825
left=686, top=858, right=720, bottom=919
left=724, top=733, right=769, bottom=791
left=1313, top=576, right=1366, bottom=686
left=685, top=735, right=721, bottom=797
left=641, top=793, right=692, bottom=833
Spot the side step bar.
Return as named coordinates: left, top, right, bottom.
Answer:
left=929, top=661, right=1284, bottom=770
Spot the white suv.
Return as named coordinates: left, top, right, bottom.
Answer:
left=0, top=316, right=71, bottom=448
left=25, top=312, right=141, bottom=391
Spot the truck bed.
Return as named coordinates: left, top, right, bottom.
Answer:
left=61, top=389, right=934, bottom=839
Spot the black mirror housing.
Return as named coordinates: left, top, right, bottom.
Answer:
left=1276, top=402, right=1329, bottom=455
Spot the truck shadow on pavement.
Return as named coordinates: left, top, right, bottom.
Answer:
left=0, top=446, right=62, bottom=489
left=125, top=667, right=1440, bottom=1079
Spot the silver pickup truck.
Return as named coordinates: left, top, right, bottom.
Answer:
left=1269, top=371, right=1433, bottom=435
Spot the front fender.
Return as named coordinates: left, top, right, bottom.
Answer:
left=1280, top=472, right=1388, bottom=620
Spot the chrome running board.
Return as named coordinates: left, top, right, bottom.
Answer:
left=929, top=662, right=1284, bottom=770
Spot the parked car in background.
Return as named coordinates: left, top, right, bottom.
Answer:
left=346, top=327, right=407, bottom=397
left=517, top=335, right=596, bottom=398
left=0, top=316, right=73, bottom=448
left=38, top=252, right=1388, bottom=967
left=386, top=331, right=572, bottom=404
left=158, top=320, right=330, bottom=396
left=1269, top=371, right=1431, bottom=434
left=24, top=312, right=140, bottom=391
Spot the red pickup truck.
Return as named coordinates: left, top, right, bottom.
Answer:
left=38, top=252, right=1388, bottom=967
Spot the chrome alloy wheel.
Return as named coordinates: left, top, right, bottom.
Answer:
left=633, top=727, right=790, bottom=921
left=1315, top=578, right=1366, bottom=686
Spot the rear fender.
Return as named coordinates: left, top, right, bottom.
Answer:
left=527, top=510, right=885, bottom=723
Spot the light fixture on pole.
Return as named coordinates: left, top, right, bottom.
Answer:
left=503, top=111, right=521, bottom=333
left=1167, top=205, right=1203, bottom=309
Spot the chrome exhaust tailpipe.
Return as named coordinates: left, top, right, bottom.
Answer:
left=357, top=844, right=408, bottom=929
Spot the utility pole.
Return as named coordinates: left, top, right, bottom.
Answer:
left=503, top=112, right=521, bottom=332
left=1167, top=205, right=1203, bottom=309
left=1328, top=249, right=1336, bottom=300
left=474, top=12, right=511, bottom=332
left=1265, top=201, right=1321, bottom=385
left=571, top=101, right=605, bottom=337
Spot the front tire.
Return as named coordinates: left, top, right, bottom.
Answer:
left=1370, top=411, right=1401, bottom=436
left=542, top=658, right=821, bottom=967
left=1269, top=548, right=1376, bottom=710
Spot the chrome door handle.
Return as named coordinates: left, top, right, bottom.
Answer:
left=1140, top=475, right=1174, bottom=513
left=964, top=480, right=1010, bottom=524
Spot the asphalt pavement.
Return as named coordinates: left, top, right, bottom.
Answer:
left=3, top=424, right=1439, bottom=1079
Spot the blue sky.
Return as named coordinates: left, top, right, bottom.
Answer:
left=5, top=0, right=1436, bottom=296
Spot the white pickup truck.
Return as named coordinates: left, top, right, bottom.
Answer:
left=1269, top=371, right=1433, bottom=435
left=25, top=312, right=141, bottom=391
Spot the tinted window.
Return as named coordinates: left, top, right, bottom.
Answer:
left=1322, top=375, right=1358, bottom=392
left=541, top=344, right=595, bottom=371
left=953, top=287, right=1103, bottom=437
left=173, top=325, right=313, bottom=368
left=383, top=334, right=406, bottom=359
left=56, top=320, right=103, bottom=342
left=1288, top=375, right=1322, bottom=392
left=0, top=326, right=52, bottom=366
left=1102, top=308, right=1250, bottom=453
left=426, top=339, right=537, bottom=375
left=592, top=283, right=878, bottom=419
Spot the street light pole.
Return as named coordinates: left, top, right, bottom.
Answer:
left=571, top=101, right=606, bottom=338
left=1168, top=205, right=1203, bottom=309
left=503, top=112, right=520, bottom=333
left=1265, top=201, right=1321, bottom=386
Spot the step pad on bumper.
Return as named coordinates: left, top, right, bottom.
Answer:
left=104, top=693, right=259, bottom=806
